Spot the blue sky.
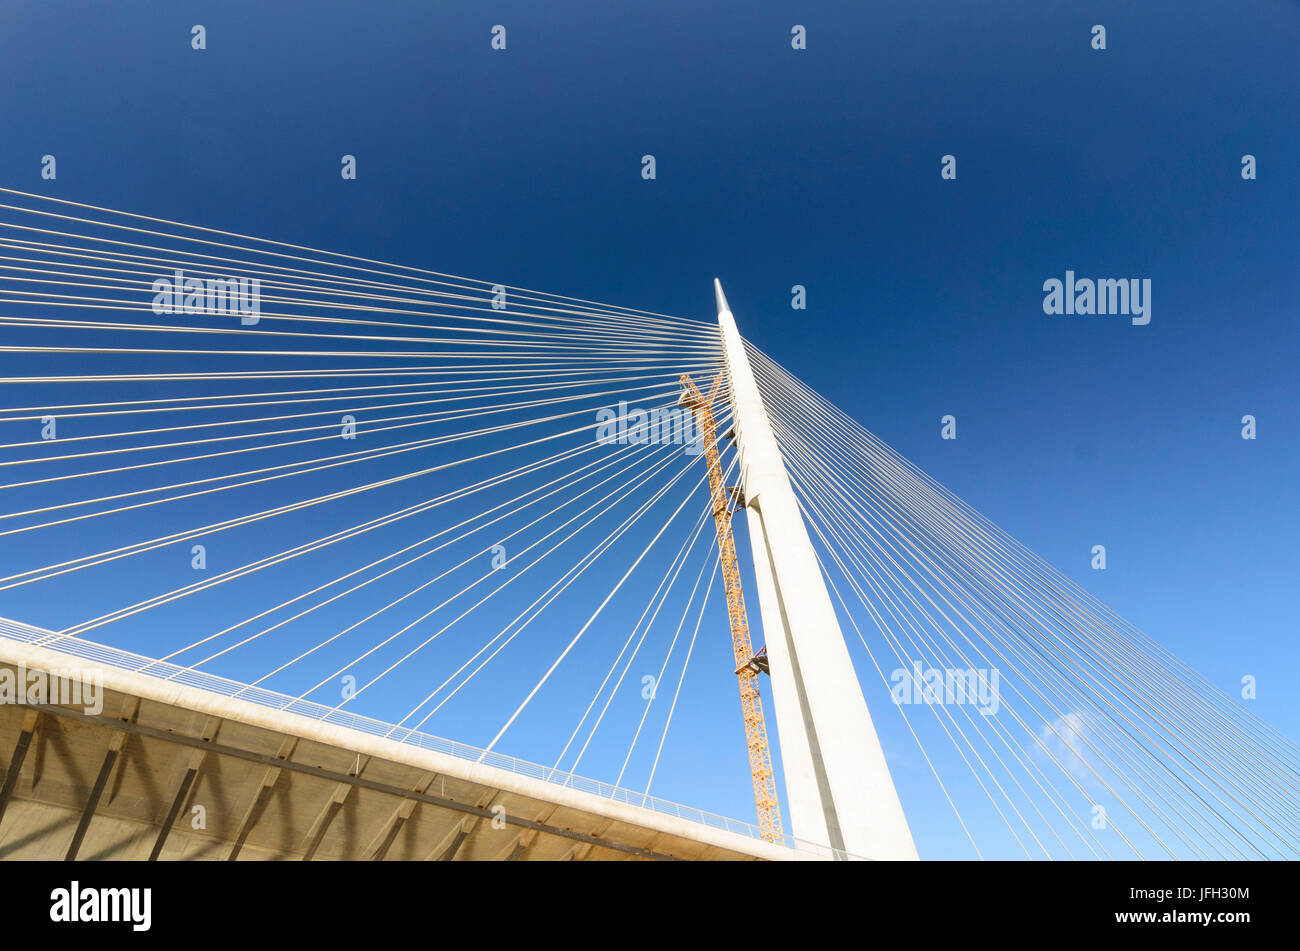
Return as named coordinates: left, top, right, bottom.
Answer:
left=0, top=1, right=1296, bottom=858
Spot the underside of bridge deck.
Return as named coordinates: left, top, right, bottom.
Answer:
left=0, top=637, right=789, bottom=862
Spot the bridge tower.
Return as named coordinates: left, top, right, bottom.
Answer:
left=714, top=280, right=918, bottom=861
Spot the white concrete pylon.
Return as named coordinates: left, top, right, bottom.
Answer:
left=715, top=279, right=918, bottom=861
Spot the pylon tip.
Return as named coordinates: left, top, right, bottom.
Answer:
left=713, top=278, right=731, bottom=318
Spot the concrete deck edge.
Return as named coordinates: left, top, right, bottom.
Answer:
left=0, top=634, right=811, bottom=861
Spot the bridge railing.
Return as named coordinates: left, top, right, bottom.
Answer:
left=0, top=617, right=855, bottom=861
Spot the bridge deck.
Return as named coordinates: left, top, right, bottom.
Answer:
left=0, top=620, right=834, bottom=861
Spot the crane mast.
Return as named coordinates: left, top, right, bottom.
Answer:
left=679, top=372, right=782, bottom=843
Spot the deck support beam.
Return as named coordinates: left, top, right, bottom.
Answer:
left=0, top=709, right=39, bottom=831
left=65, top=732, right=125, bottom=861
left=150, top=718, right=219, bottom=861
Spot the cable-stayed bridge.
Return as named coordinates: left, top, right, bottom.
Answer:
left=0, top=189, right=1296, bottom=861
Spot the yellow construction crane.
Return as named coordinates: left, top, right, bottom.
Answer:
left=679, top=372, right=783, bottom=842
